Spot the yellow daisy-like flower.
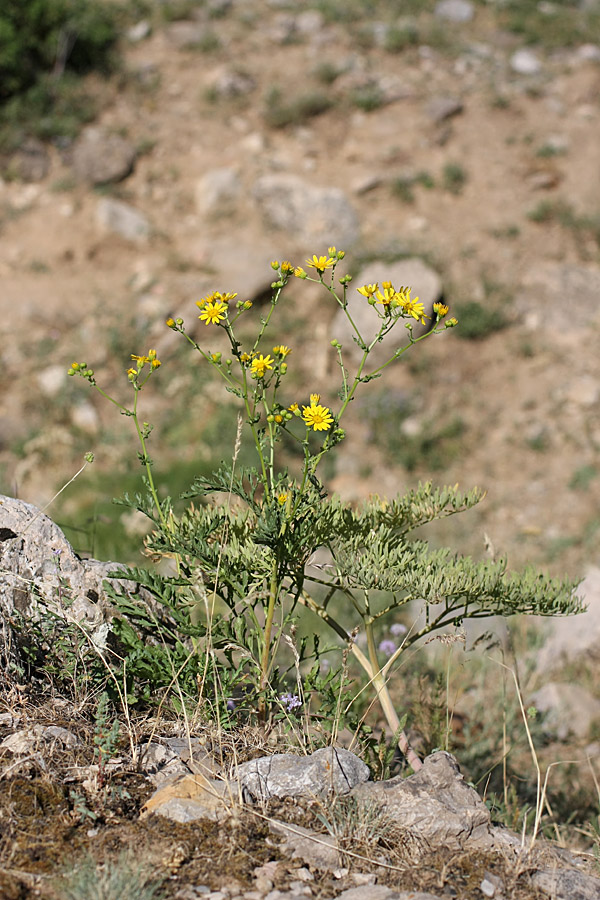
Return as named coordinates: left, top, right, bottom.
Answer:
left=288, top=402, right=299, bottom=413
left=131, top=353, right=149, bottom=364
left=306, top=254, right=335, bottom=274
left=240, top=352, right=251, bottom=363
left=294, top=266, right=307, bottom=279
left=375, top=284, right=396, bottom=308
left=302, top=401, right=334, bottom=431
left=433, top=302, right=449, bottom=318
left=151, top=358, right=161, bottom=369
left=358, top=283, right=378, bottom=299
left=199, top=301, right=227, bottom=325
left=310, top=393, right=321, bottom=405
left=281, top=261, right=294, bottom=272
left=277, top=492, right=288, bottom=505
left=214, top=291, right=237, bottom=304
left=250, top=354, right=274, bottom=378
left=196, top=292, right=215, bottom=309
left=398, top=290, right=429, bottom=325
left=273, top=345, right=292, bottom=357
left=127, top=367, right=137, bottom=379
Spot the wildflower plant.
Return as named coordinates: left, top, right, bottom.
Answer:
left=69, top=248, right=581, bottom=767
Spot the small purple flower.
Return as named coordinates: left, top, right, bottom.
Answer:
left=279, top=692, right=302, bottom=712
left=378, top=639, right=396, bottom=658
left=390, top=623, right=407, bottom=637
left=226, top=699, right=236, bottom=712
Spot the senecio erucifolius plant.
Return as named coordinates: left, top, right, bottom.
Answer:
left=69, top=249, right=581, bottom=766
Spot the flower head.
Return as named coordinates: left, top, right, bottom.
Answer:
left=294, top=267, right=307, bottom=279
left=433, top=302, right=449, bottom=319
left=306, top=254, right=335, bottom=275
left=199, top=301, right=227, bottom=325
left=279, top=692, right=302, bottom=712
left=375, top=283, right=396, bottom=308
left=277, top=492, right=288, bottom=505
left=378, top=639, right=396, bottom=658
left=397, top=289, right=429, bottom=325
left=250, top=354, right=274, bottom=378
left=273, top=345, right=292, bottom=357
left=302, top=397, right=334, bottom=431
left=358, top=283, right=378, bottom=299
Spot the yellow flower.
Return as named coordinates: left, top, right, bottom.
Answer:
left=250, top=354, right=274, bottom=378
left=199, top=301, right=227, bottom=325
left=302, top=402, right=334, bottom=431
left=151, top=358, right=161, bottom=369
left=399, top=289, right=429, bottom=325
left=358, top=283, right=378, bottom=299
left=71, top=361, right=80, bottom=370
left=281, top=261, right=294, bottom=272
left=196, top=292, right=215, bottom=309
left=446, top=317, right=458, bottom=327
left=306, top=254, right=335, bottom=274
left=310, top=393, right=321, bottom=405
left=131, top=353, right=148, bottom=364
left=288, top=402, right=299, bottom=413
left=274, top=414, right=283, bottom=423
left=166, top=317, right=175, bottom=327
left=375, top=284, right=395, bottom=308
left=271, top=260, right=280, bottom=270
left=294, top=267, right=307, bottom=279
left=277, top=492, right=288, bottom=504
left=214, top=291, right=237, bottom=304
left=273, top=345, right=292, bottom=357
left=240, top=352, right=251, bottom=363
left=433, top=302, right=449, bottom=318
left=127, top=367, right=137, bottom=380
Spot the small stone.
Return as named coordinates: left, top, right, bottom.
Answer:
left=96, top=198, right=150, bottom=243
left=37, top=365, right=67, bottom=398
left=425, top=95, right=464, bottom=123
left=195, top=168, right=241, bottom=215
left=434, top=0, right=474, bottom=23
left=510, top=49, right=542, bottom=75
left=294, top=869, right=314, bottom=883
left=127, top=20, right=151, bottom=42
left=72, top=127, right=136, bottom=185
left=70, top=401, right=100, bottom=434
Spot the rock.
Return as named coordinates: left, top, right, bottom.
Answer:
left=253, top=174, right=360, bottom=249
left=350, top=751, right=495, bottom=853
left=127, top=20, right=151, bottom=42
left=532, top=867, right=600, bottom=900
left=165, top=22, right=208, bottom=49
left=0, top=495, right=145, bottom=676
left=510, top=49, right=542, bottom=75
left=434, top=0, right=474, bottom=23
left=534, top=567, right=600, bottom=671
left=425, top=96, right=463, bottom=123
left=338, top=890, right=440, bottom=900
left=139, top=737, right=222, bottom=786
left=269, top=820, right=340, bottom=871
left=142, top=772, right=231, bottom=822
left=208, top=67, right=256, bottom=99
left=1, top=725, right=79, bottom=754
left=517, top=263, right=600, bottom=338
left=71, top=127, right=136, bottom=185
left=195, top=167, right=241, bottom=215
left=234, top=747, right=370, bottom=801
left=8, top=138, right=50, bottom=182
left=332, top=257, right=443, bottom=362
left=70, top=400, right=100, bottom=434
left=96, top=198, right=151, bottom=242
left=530, top=682, right=600, bottom=740
left=36, top=364, right=67, bottom=398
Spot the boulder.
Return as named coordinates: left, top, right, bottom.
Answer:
left=234, top=747, right=370, bottom=801
left=71, top=127, right=136, bottom=185
left=253, top=174, right=360, bottom=250
left=96, top=198, right=151, bottom=242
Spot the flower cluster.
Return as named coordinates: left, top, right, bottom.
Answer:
left=279, top=692, right=302, bottom=712
left=196, top=290, right=251, bottom=326
left=358, top=281, right=431, bottom=325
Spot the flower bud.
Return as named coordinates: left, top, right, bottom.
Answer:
left=280, top=363, right=287, bottom=374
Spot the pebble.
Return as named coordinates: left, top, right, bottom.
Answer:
left=510, top=49, right=542, bottom=75
left=434, top=0, right=474, bottom=23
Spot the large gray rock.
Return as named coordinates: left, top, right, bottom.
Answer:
left=332, top=258, right=443, bottom=363
left=235, top=747, right=370, bottom=801
left=517, top=263, right=600, bottom=339
left=253, top=174, right=360, bottom=249
left=0, top=495, right=142, bottom=677
left=350, top=751, right=495, bottom=852
left=532, top=867, right=600, bottom=900
left=195, top=167, right=241, bottom=215
left=72, top=127, right=136, bottom=185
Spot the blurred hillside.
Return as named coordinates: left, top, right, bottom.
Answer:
left=0, top=0, right=599, bottom=576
